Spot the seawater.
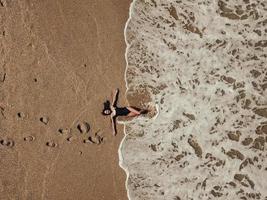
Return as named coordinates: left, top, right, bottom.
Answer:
left=119, top=0, right=267, bottom=199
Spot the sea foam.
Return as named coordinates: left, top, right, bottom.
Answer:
left=119, top=0, right=267, bottom=199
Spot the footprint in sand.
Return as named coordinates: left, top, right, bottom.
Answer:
left=23, top=136, right=35, bottom=142
left=95, top=131, right=105, bottom=144
left=83, top=136, right=96, bottom=144
left=0, top=0, right=7, bottom=7
left=58, top=128, right=71, bottom=135
left=95, top=132, right=104, bottom=145
left=66, top=136, right=75, bottom=142
left=77, top=122, right=90, bottom=134
left=17, top=112, right=25, bottom=119
left=83, top=132, right=104, bottom=145
left=40, top=117, right=49, bottom=125
left=46, top=141, right=57, bottom=148
left=0, top=138, right=15, bottom=148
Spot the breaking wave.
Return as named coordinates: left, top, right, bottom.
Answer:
left=119, top=0, right=267, bottom=199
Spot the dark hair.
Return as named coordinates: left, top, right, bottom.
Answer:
left=102, top=100, right=111, bottom=115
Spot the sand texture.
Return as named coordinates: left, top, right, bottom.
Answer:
left=0, top=0, right=130, bottom=199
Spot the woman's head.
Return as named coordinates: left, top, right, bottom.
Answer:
left=102, top=100, right=111, bottom=116
left=102, top=109, right=111, bottom=115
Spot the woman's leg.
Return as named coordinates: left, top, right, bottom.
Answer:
left=127, top=112, right=139, bottom=117
left=127, top=107, right=141, bottom=115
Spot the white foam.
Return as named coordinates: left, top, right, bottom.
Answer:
left=119, top=0, right=267, bottom=199
left=118, top=1, right=138, bottom=199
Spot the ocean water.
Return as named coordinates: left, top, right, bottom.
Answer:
left=119, top=0, right=267, bottom=199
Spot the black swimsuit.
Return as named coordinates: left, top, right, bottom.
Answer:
left=115, top=107, right=130, bottom=116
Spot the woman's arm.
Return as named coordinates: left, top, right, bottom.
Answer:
left=111, top=116, right=117, bottom=136
left=112, top=88, right=119, bottom=107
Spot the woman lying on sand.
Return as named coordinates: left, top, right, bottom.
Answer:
left=102, top=88, right=147, bottom=135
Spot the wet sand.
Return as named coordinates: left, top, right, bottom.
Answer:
left=0, top=0, right=131, bottom=199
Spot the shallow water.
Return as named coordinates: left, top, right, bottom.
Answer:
left=119, top=0, right=267, bottom=199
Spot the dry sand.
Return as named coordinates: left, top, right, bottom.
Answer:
left=0, top=0, right=131, bottom=199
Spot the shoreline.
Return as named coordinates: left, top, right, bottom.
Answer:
left=119, top=0, right=135, bottom=199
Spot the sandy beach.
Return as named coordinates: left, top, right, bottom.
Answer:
left=2, top=0, right=266, bottom=199
left=0, top=0, right=131, bottom=199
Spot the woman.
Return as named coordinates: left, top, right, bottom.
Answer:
left=102, top=88, right=146, bottom=135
